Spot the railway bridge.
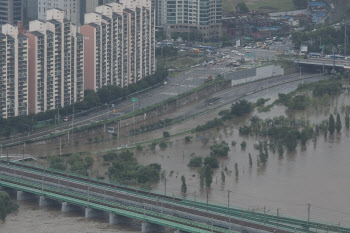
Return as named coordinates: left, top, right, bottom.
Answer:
left=0, top=160, right=349, bottom=233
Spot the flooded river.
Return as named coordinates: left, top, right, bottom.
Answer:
left=2, top=78, right=350, bottom=231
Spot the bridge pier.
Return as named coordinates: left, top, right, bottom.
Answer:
left=17, top=191, right=37, bottom=201
left=109, top=213, right=132, bottom=225
left=142, top=221, right=162, bottom=233
left=39, top=196, right=59, bottom=207
left=85, top=207, right=103, bottom=219
left=61, top=202, right=82, bottom=213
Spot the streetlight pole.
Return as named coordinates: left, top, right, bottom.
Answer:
left=307, top=203, right=311, bottom=230
left=227, top=190, right=231, bottom=210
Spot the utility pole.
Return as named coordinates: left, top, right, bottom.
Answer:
left=307, top=203, right=311, bottom=230
left=227, top=190, right=231, bottom=210
left=59, top=138, right=62, bottom=156
left=345, top=21, right=347, bottom=57
left=164, top=177, right=167, bottom=195
left=264, top=206, right=266, bottom=225
left=277, top=208, right=280, bottom=229
left=0, top=144, right=2, bottom=158
left=206, top=190, right=209, bottom=209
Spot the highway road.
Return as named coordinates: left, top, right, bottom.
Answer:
left=0, top=65, right=232, bottom=147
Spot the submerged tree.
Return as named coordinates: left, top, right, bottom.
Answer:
left=181, top=176, right=187, bottom=194
left=249, top=153, right=253, bottom=167
left=346, top=113, right=350, bottom=129
left=234, top=163, right=239, bottom=177
left=221, top=171, right=225, bottom=183
left=336, top=113, right=342, bottom=133
left=329, top=114, right=335, bottom=134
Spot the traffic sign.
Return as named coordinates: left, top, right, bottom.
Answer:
left=131, top=97, right=138, bottom=102
left=320, top=45, right=325, bottom=49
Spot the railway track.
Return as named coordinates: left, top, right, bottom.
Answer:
left=0, top=161, right=300, bottom=233
left=1, top=160, right=344, bottom=233
left=2, top=160, right=348, bottom=233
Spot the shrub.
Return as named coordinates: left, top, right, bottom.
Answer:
left=188, top=157, right=203, bottom=167
left=204, top=157, right=219, bottom=169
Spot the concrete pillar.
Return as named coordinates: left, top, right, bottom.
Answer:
left=39, top=196, right=48, bottom=207
left=174, top=230, right=186, bottom=233
left=142, top=221, right=162, bottom=233
left=61, top=202, right=81, bottom=213
left=85, top=207, right=102, bottom=219
left=39, top=196, right=58, bottom=207
left=109, top=213, right=132, bottom=225
left=17, top=191, right=36, bottom=201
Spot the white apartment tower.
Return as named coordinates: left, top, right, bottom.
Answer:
left=25, top=8, right=84, bottom=114
left=38, top=0, right=81, bottom=25
left=0, top=24, right=28, bottom=118
left=80, top=0, right=155, bottom=91
left=165, top=0, right=223, bottom=40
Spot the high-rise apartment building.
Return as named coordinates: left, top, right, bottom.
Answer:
left=152, top=0, right=166, bottom=26
left=80, top=0, right=155, bottom=91
left=25, top=8, right=84, bottom=114
left=165, top=0, right=222, bottom=40
left=38, top=0, right=81, bottom=25
left=0, top=24, right=28, bottom=118
left=0, top=0, right=24, bottom=25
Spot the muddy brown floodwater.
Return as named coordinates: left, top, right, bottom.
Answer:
left=133, top=93, right=350, bottom=226
left=2, top=81, right=350, bottom=231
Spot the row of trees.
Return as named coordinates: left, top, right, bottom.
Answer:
left=292, top=25, right=350, bottom=54
left=49, top=153, right=94, bottom=176
left=0, top=66, right=168, bottom=138
left=106, top=150, right=161, bottom=184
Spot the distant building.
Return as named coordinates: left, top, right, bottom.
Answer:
left=0, top=24, right=28, bottom=118
left=165, top=0, right=223, bottom=40
left=25, top=9, right=84, bottom=114
left=23, top=0, right=39, bottom=21
left=80, top=0, right=155, bottom=91
left=0, top=0, right=24, bottom=25
left=37, top=0, right=81, bottom=25
left=80, top=0, right=108, bottom=25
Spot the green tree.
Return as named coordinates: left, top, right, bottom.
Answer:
left=236, top=2, right=249, bottom=13
left=329, top=114, right=335, bottom=134
left=200, top=165, right=213, bottom=188
left=49, top=156, right=66, bottom=171
left=159, top=141, right=168, bottom=149
left=345, top=113, right=350, bottom=129
left=188, top=157, right=203, bottom=167
left=240, top=141, right=247, bottom=150
left=336, top=113, right=342, bottom=133
left=231, top=99, right=252, bottom=117
left=0, top=191, right=18, bottom=221
left=204, top=157, right=219, bottom=169
left=221, top=171, right=225, bottom=183
left=210, top=141, right=230, bottom=157
left=234, top=163, right=239, bottom=177
left=249, top=153, right=253, bottom=167
left=278, top=143, right=284, bottom=157
left=163, top=131, right=170, bottom=138
left=293, top=0, right=308, bottom=9
left=181, top=176, right=187, bottom=194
